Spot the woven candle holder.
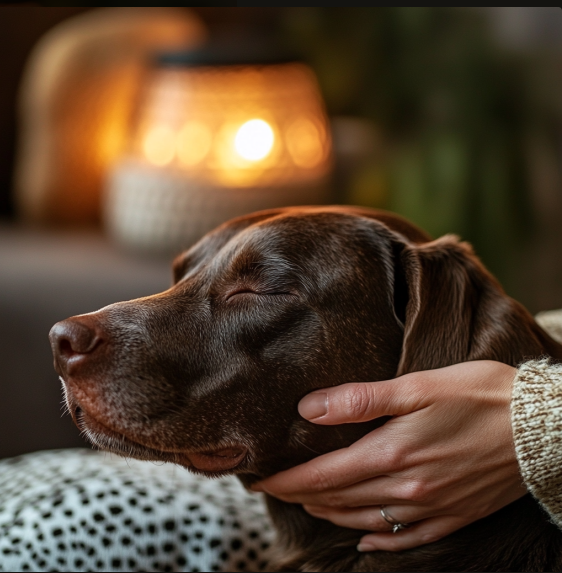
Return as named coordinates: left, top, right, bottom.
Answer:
left=104, top=46, right=333, bottom=254
left=105, top=158, right=330, bottom=253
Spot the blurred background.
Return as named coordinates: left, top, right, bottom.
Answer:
left=1, top=7, right=562, bottom=459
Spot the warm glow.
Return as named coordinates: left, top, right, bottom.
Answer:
left=177, top=121, right=212, bottom=166
left=132, top=63, right=332, bottom=187
left=234, top=119, right=274, bottom=162
left=286, top=118, right=324, bottom=168
left=143, top=125, right=176, bottom=166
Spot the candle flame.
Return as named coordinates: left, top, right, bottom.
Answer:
left=234, top=119, right=274, bottom=162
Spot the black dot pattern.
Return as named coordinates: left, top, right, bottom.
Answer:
left=0, top=450, right=272, bottom=572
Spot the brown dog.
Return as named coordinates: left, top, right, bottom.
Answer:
left=50, top=206, right=562, bottom=572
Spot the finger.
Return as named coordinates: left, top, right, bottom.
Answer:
left=304, top=504, right=429, bottom=532
left=298, top=376, right=428, bottom=425
left=253, top=437, right=401, bottom=499
left=304, top=505, right=392, bottom=531
left=259, top=474, right=408, bottom=507
left=357, top=515, right=467, bottom=552
left=253, top=448, right=372, bottom=498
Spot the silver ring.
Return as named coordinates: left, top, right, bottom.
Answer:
left=380, top=505, right=410, bottom=533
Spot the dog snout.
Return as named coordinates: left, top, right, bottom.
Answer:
left=49, top=317, right=104, bottom=376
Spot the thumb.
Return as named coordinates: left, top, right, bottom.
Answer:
left=298, top=377, right=426, bottom=425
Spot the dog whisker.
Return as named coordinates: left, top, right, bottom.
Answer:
left=76, top=411, right=185, bottom=466
left=291, top=434, right=322, bottom=456
left=59, top=401, right=70, bottom=417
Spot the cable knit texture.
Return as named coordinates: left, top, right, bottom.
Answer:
left=512, top=313, right=562, bottom=528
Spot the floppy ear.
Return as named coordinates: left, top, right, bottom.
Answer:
left=394, top=234, right=560, bottom=375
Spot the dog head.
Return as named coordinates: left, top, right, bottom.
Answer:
left=49, top=206, right=560, bottom=480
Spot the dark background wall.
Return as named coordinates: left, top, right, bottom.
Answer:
left=0, top=8, right=91, bottom=218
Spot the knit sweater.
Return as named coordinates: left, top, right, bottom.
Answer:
left=512, top=308, right=562, bottom=528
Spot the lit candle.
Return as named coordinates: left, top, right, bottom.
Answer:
left=105, top=49, right=333, bottom=253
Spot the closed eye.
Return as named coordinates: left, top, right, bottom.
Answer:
left=226, top=289, right=257, bottom=300
left=225, top=289, right=295, bottom=301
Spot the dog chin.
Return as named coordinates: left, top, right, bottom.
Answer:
left=70, top=401, right=248, bottom=475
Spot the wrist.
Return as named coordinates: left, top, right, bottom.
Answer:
left=511, top=358, right=562, bottom=528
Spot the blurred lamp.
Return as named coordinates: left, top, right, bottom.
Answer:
left=15, top=8, right=205, bottom=227
left=105, top=45, right=332, bottom=253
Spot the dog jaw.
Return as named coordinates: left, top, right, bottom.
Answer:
left=64, top=384, right=249, bottom=474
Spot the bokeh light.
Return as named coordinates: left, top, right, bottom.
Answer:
left=286, top=118, right=324, bottom=168
left=234, top=119, right=275, bottom=162
left=129, top=62, right=332, bottom=188
left=143, top=125, right=175, bottom=166
left=177, top=121, right=212, bottom=166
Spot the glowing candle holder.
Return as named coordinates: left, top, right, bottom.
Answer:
left=105, top=46, right=333, bottom=253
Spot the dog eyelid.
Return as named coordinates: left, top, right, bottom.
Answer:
left=226, top=289, right=258, bottom=300
left=225, top=289, right=295, bottom=301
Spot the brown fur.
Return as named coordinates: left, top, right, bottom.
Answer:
left=50, top=206, right=562, bottom=571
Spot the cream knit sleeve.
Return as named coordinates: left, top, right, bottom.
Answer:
left=511, top=309, right=562, bottom=528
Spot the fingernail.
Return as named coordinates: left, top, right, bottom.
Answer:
left=298, top=392, right=328, bottom=420
left=357, top=542, right=378, bottom=552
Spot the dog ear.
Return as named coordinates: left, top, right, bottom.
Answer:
left=395, top=235, right=476, bottom=375
left=393, top=234, right=554, bottom=375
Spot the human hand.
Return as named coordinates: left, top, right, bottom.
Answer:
left=253, top=361, right=526, bottom=551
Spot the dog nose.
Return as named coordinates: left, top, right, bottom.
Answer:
left=49, top=317, right=103, bottom=376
